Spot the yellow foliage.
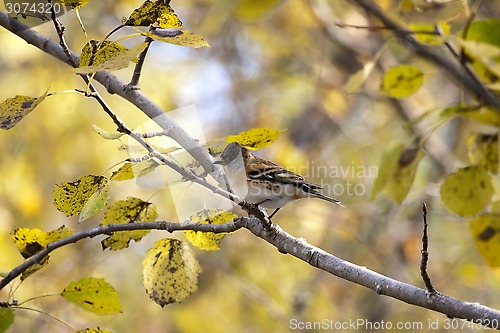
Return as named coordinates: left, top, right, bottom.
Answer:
left=184, top=209, right=237, bottom=251
left=100, top=197, right=157, bottom=251
left=61, top=277, right=123, bottom=315
left=142, top=239, right=201, bottom=306
left=225, top=128, right=286, bottom=150
left=440, top=166, right=493, bottom=217
left=468, top=214, right=500, bottom=267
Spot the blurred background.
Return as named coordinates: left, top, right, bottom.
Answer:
left=1, top=0, right=500, bottom=332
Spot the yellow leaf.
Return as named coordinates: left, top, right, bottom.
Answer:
left=75, top=43, right=148, bottom=73
left=62, top=277, right=122, bottom=315
left=54, top=0, right=89, bottom=9
left=124, top=0, right=182, bottom=28
left=234, top=0, right=281, bottom=21
left=143, top=239, right=201, bottom=306
left=440, top=166, right=493, bottom=217
left=140, top=30, right=210, bottom=48
left=225, top=128, right=286, bottom=149
left=111, top=160, right=160, bottom=181
left=467, top=133, right=499, bottom=174
left=100, top=197, right=157, bottom=251
left=380, top=65, right=424, bottom=99
left=11, top=226, right=74, bottom=258
left=79, top=185, right=110, bottom=222
left=468, top=214, right=500, bottom=267
left=0, top=91, right=48, bottom=130
left=185, top=209, right=237, bottom=251
left=410, top=22, right=450, bottom=45
left=53, top=175, right=108, bottom=217
left=92, top=124, right=124, bottom=140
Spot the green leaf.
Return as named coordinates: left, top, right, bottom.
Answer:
left=143, top=239, right=201, bottom=307
left=124, top=0, right=182, bottom=28
left=100, top=197, right=157, bottom=251
left=468, top=214, right=500, bottom=267
left=370, top=143, right=403, bottom=201
left=185, top=209, right=237, bottom=251
left=467, top=133, right=499, bottom=174
left=225, top=128, right=286, bottom=150
left=0, top=308, right=14, bottom=333
left=467, top=19, right=500, bottom=48
left=11, top=226, right=74, bottom=258
left=380, top=65, right=424, bottom=99
left=0, top=91, right=48, bottom=130
left=76, top=42, right=148, bottom=73
left=440, top=166, right=493, bottom=217
left=139, top=30, right=209, bottom=48
left=111, top=160, right=160, bottom=181
left=53, top=175, right=109, bottom=217
left=62, top=277, right=122, bottom=315
left=79, top=185, right=110, bottom=222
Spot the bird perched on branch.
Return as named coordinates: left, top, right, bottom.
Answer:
left=215, top=142, right=342, bottom=218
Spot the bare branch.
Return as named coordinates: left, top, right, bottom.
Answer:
left=351, top=0, right=500, bottom=109
left=244, top=218, right=500, bottom=329
left=420, top=203, right=436, bottom=293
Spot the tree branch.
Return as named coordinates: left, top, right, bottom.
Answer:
left=351, top=0, right=500, bottom=109
left=243, top=218, right=500, bottom=329
left=0, top=10, right=219, bottom=181
left=0, top=219, right=245, bottom=290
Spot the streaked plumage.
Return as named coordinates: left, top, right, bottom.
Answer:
left=216, top=142, right=341, bottom=217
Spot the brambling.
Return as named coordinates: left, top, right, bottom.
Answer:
left=215, top=142, right=341, bottom=218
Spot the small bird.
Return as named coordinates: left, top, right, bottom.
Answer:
left=215, top=142, right=342, bottom=218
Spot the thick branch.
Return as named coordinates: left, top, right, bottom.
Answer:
left=352, top=0, right=500, bottom=109
left=243, top=218, right=500, bottom=329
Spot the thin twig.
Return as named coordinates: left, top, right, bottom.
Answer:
left=352, top=0, right=500, bottom=109
left=420, top=203, right=436, bottom=293
left=335, top=22, right=441, bottom=35
left=129, top=28, right=154, bottom=88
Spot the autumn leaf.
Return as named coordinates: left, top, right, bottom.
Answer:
left=62, top=277, right=122, bottom=315
left=143, top=239, right=201, bottom=306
